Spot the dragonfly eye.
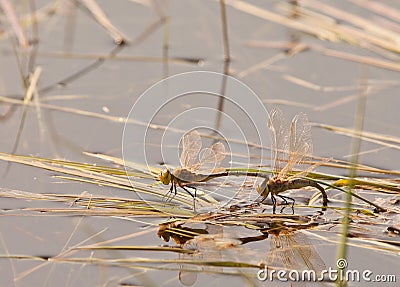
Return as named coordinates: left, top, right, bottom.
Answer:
left=159, top=169, right=171, bottom=185
left=256, top=180, right=269, bottom=197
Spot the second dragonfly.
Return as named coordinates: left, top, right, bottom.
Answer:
left=257, top=108, right=328, bottom=213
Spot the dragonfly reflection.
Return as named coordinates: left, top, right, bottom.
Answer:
left=158, top=222, right=224, bottom=286
left=157, top=217, right=326, bottom=286
left=263, top=220, right=326, bottom=286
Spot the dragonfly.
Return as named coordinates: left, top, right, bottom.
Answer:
left=159, top=130, right=228, bottom=206
left=257, top=108, right=328, bottom=214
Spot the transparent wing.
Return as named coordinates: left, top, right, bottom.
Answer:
left=278, top=112, right=312, bottom=178
left=290, top=232, right=326, bottom=273
left=179, top=130, right=202, bottom=169
left=268, top=234, right=301, bottom=270
left=196, top=142, right=226, bottom=174
left=268, top=108, right=289, bottom=176
left=267, top=233, right=307, bottom=287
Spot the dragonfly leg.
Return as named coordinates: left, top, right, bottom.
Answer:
left=187, top=185, right=197, bottom=210
left=279, top=196, right=288, bottom=205
left=271, top=193, right=277, bottom=214
left=166, top=181, right=177, bottom=202
left=180, top=185, right=195, bottom=198
left=163, top=182, right=174, bottom=202
left=181, top=185, right=197, bottom=211
left=171, top=181, right=177, bottom=201
left=277, top=195, right=295, bottom=214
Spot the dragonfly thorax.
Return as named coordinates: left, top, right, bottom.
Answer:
left=268, top=178, right=290, bottom=194
left=257, top=176, right=292, bottom=198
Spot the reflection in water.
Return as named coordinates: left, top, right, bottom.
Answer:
left=158, top=215, right=326, bottom=286
left=158, top=222, right=227, bottom=286
left=262, top=220, right=326, bottom=286
left=158, top=222, right=209, bottom=246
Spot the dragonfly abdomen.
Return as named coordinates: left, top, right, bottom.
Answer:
left=290, top=179, right=327, bottom=208
left=173, top=169, right=228, bottom=183
left=287, top=178, right=316, bottom=191
left=268, top=178, right=327, bottom=209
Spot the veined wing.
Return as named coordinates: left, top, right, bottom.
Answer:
left=267, top=232, right=306, bottom=287
left=268, top=108, right=289, bottom=176
left=179, top=130, right=202, bottom=170
left=267, top=231, right=325, bottom=285
left=195, top=142, right=226, bottom=174
left=289, top=232, right=326, bottom=273
left=278, top=112, right=312, bottom=179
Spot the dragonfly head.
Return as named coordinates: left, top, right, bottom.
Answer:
left=256, top=179, right=269, bottom=198
left=159, top=169, right=172, bottom=185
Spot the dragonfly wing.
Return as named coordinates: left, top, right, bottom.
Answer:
left=197, top=142, right=226, bottom=174
left=179, top=130, right=202, bottom=169
left=279, top=112, right=312, bottom=178
left=290, top=232, right=326, bottom=273
left=268, top=234, right=301, bottom=271
left=268, top=108, right=289, bottom=176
